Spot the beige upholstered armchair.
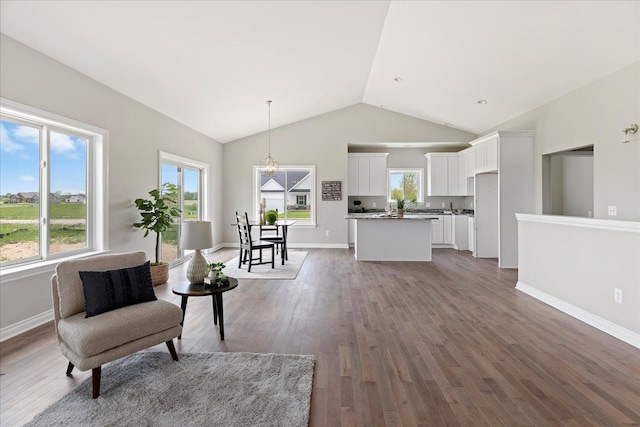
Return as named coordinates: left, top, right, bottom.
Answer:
left=51, top=251, right=183, bottom=398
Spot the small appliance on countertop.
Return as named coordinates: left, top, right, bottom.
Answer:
left=353, top=200, right=364, bottom=213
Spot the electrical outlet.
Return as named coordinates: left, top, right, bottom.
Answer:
left=372, top=202, right=376, bottom=208
left=426, top=202, right=431, bottom=207
left=608, top=206, right=617, bottom=216
left=442, top=203, right=446, bottom=208
left=469, top=202, right=473, bottom=208
left=614, top=288, right=622, bottom=304
left=325, top=230, right=330, bottom=237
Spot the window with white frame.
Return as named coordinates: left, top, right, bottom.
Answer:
left=254, top=165, right=316, bottom=226
left=0, top=99, right=107, bottom=269
left=160, top=152, right=208, bottom=264
left=388, top=168, right=423, bottom=202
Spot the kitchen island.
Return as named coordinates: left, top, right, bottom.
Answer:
left=344, top=214, right=438, bottom=261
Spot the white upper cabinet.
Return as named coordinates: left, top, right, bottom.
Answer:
left=369, top=156, right=388, bottom=196
left=347, top=153, right=389, bottom=196
left=348, top=156, right=358, bottom=196
left=474, top=136, right=499, bottom=173
left=426, top=153, right=460, bottom=196
left=426, top=154, right=448, bottom=196
left=458, top=155, right=467, bottom=195
left=465, top=149, right=475, bottom=178
left=447, top=156, right=459, bottom=196
left=357, top=157, right=370, bottom=195
left=475, top=143, right=487, bottom=173
left=485, top=137, right=498, bottom=171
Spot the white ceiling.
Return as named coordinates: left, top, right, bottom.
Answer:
left=1, top=1, right=638, bottom=143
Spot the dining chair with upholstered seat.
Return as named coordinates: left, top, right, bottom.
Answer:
left=236, top=211, right=276, bottom=272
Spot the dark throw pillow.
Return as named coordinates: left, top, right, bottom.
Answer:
left=79, top=261, right=157, bottom=318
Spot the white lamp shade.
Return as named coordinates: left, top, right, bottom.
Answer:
left=180, top=221, right=213, bottom=250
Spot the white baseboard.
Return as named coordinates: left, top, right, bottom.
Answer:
left=516, top=281, right=640, bottom=349
left=0, top=309, right=54, bottom=342
left=221, top=242, right=349, bottom=249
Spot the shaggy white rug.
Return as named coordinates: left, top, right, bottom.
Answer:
left=222, top=251, right=308, bottom=280
left=27, top=352, right=315, bottom=426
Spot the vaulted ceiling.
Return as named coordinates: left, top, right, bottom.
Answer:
left=1, top=1, right=638, bottom=143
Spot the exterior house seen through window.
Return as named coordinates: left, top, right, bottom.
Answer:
left=0, top=100, right=107, bottom=269
left=255, top=166, right=316, bottom=226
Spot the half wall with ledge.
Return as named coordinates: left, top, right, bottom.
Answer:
left=516, top=213, right=640, bottom=349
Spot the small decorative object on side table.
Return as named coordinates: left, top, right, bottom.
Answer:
left=205, top=262, right=228, bottom=287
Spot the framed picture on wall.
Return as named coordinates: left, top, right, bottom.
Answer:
left=322, top=181, right=341, bottom=201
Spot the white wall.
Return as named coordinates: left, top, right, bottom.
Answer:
left=561, top=155, right=594, bottom=217
left=517, top=214, right=640, bottom=347
left=486, top=62, right=640, bottom=221
left=222, top=104, right=476, bottom=245
left=0, top=34, right=224, bottom=330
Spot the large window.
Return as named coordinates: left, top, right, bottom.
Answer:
left=388, top=168, right=423, bottom=202
left=0, top=99, right=107, bottom=269
left=160, top=152, right=207, bottom=264
left=254, top=165, right=315, bottom=226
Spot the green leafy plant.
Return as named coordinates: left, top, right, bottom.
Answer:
left=133, top=183, right=182, bottom=264
left=206, top=261, right=227, bottom=286
left=396, top=198, right=405, bottom=210
left=264, top=209, right=278, bottom=225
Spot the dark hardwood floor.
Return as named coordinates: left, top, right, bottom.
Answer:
left=1, top=248, right=639, bottom=426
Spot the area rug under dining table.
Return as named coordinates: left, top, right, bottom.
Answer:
left=222, top=250, right=308, bottom=280
left=26, top=351, right=315, bottom=426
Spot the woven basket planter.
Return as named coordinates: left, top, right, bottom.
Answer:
left=150, top=262, right=169, bottom=286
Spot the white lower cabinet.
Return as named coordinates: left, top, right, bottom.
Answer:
left=348, top=219, right=355, bottom=245
left=443, top=215, right=452, bottom=244
left=431, top=216, right=444, bottom=244
left=432, top=215, right=454, bottom=245
left=454, top=215, right=470, bottom=250
left=468, top=217, right=475, bottom=255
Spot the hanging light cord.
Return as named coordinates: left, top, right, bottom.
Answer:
left=267, top=100, right=272, bottom=156
left=259, top=100, right=279, bottom=177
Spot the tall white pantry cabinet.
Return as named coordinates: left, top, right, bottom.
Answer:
left=470, top=130, right=535, bottom=268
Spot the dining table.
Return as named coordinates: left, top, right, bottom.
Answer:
left=231, top=218, right=297, bottom=262
left=248, top=219, right=296, bottom=261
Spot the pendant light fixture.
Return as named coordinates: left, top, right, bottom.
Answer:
left=259, top=100, right=279, bottom=177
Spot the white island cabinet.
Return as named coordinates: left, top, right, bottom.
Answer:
left=345, top=214, right=438, bottom=261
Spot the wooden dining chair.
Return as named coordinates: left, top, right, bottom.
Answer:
left=259, top=210, right=287, bottom=263
left=235, top=211, right=275, bottom=272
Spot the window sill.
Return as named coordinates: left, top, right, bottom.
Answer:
left=291, top=223, right=317, bottom=229
left=0, top=250, right=111, bottom=283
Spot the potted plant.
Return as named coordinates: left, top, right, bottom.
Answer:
left=396, top=198, right=405, bottom=217
left=133, top=183, right=182, bottom=285
left=206, top=261, right=228, bottom=287
left=264, top=209, right=278, bottom=225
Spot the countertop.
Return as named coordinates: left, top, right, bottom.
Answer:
left=347, top=209, right=474, bottom=216
left=344, top=213, right=439, bottom=220
left=346, top=210, right=474, bottom=219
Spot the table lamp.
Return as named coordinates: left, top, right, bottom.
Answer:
left=180, top=221, right=213, bottom=284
